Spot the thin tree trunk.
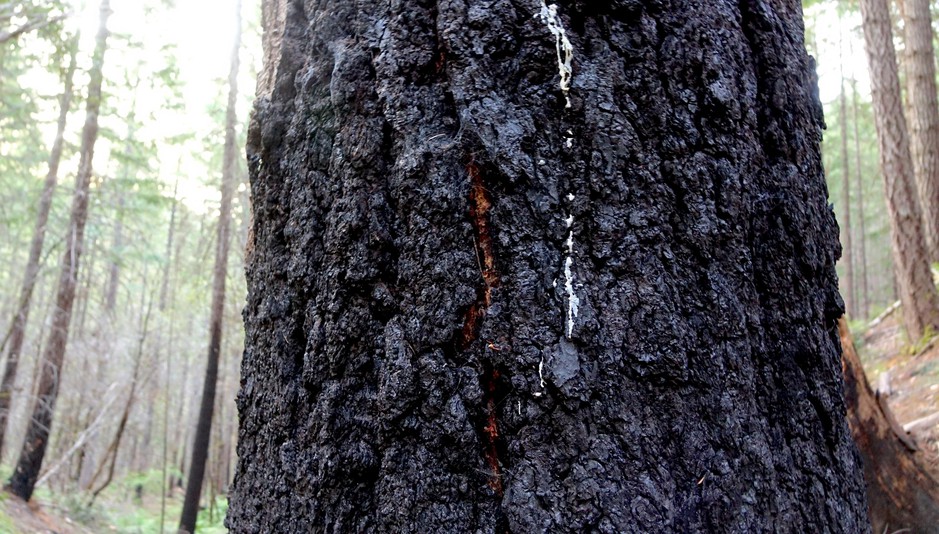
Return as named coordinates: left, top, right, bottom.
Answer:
left=839, top=22, right=856, bottom=318
left=159, top=313, right=175, bottom=534
left=87, top=291, right=152, bottom=503
left=160, top=177, right=179, bottom=312
left=178, top=1, right=241, bottom=530
left=104, top=191, right=125, bottom=314
left=103, top=96, right=138, bottom=315
left=902, top=0, right=939, bottom=263
left=860, top=0, right=939, bottom=340
left=851, top=74, right=870, bottom=319
left=75, top=235, right=97, bottom=339
left=0, top=33, right=78, bottom=460
left=6, top=0, right=111, bottom=501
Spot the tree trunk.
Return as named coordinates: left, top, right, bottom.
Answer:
left=839, top=317, right=939, bottom=531
left=901, top=0, right=939, bottom=263
left=227, top=1, right=868, bottom=532
left=839, top=25, right=855, bottom=319
left=860, top=0, right=939, bottom=340
left=851, top=74, right=870, bottom=320
left=104, top=190, right=125, bottom=314
left=87, top=289, right=151, bottom=502
left=178, top=1, right=241, bottom=530
left=0, top=32, right=78, bottom=461
left=6, top=0, right=111, bottom=502
left=159, top=177, right=179, bottom=312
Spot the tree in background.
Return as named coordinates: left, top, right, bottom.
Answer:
left=859, top=0, right=939, bottom=340
left=901, top=0, right=939, bottom=263
left=0, top=31, right=78, bottom=461
left=228, top=0, right=867, bottom=530
left=839, top=20, right=856, bottom=318
left=7, top=0, right=111, bottom=501
left=178, top=0, right=241, bottom=530
left=851, top=68, right=871, bottom=319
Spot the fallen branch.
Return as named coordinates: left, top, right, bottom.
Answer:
left=875, top=370, right=919, bottom=450
left=34, top=382, right=119, bottom=488
left=904, top=411, right=939, bottom=434
left=868, top=300, right=901, bottom=330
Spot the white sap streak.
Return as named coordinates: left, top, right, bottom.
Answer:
left=534, top=354, right=546, bottom=397
left=562, top=201, right=580, bottom=339
left=538, top=1, right=574, bottom=108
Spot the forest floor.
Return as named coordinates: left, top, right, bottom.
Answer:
left=857, top=307, right=939, bottom=471
left=0, top=472, right=228, bottom=533
left=0, top=494, right=92, bottom=533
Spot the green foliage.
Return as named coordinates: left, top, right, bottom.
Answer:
left=905, top=326, right=938, bottom=356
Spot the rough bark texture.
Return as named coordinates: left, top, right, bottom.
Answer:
left=178, top=1, right=241, bottom=531
left=228, top=1, right=868, bottom=532
left=7, top=0, right=110, bottom=501
left=840, top=318, right=939, bottom=532
left=0, top=32, right=78, bottom=462
left=902, top=0, right=939, bottom=263
left=860, top=0, right=939, bottom=340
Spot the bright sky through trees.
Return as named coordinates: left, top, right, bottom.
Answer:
left=18, top=0, right=259, bottom=214
left=806, top=3, right=871, bottom=103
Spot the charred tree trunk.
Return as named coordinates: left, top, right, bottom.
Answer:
left=839, top=318, right=939, bottom=531
left=178, top=1, right=241, bottom=531
left=901, top=0, right=939, bottom=263
left=228, top=1, right=868, bottom=532
left=6, top=0, right=111, bottom=502
left=860, top=0, right=939, bottom=340
left=0, top=32, right=78, bottom=461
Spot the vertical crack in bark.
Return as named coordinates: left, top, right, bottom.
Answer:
left=483, top=364, right=504, bottom=496
left=460, top=159, right=500, bottom=350
left=459, top=159, right=505, bottom=500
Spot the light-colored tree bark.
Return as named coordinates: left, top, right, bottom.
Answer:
left=860, top=0, right=939, bottom=339
left=902, top=0, right=939, bottom=262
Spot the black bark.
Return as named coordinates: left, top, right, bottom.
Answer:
left=228, top=1, right=868, bottom=532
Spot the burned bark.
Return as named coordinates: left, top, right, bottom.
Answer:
left=228, top=1, right=868, bottom=532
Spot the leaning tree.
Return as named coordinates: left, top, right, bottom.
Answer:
left=227, top=1, right=868, bottom=531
